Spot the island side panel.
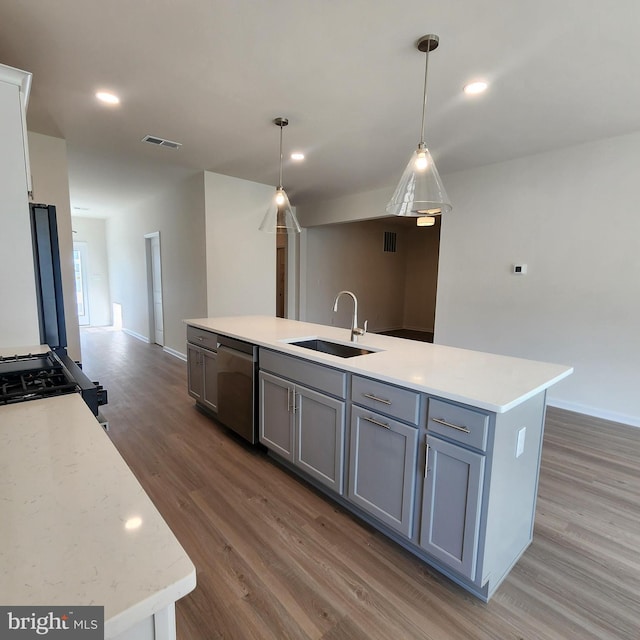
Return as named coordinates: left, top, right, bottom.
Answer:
left=478, top=391, right=547, bottom=590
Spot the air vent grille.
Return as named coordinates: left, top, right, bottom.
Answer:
left=383, top=231, right=397, bottom=253
left=142, top=135, right=182, bottom=150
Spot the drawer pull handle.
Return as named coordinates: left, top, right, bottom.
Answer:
left=362, top=416, right=391, bottom=430
left=197, top=336, right=204, bottom=341
left=431, top=417, right=471, bottom=434
left=363, top=393, right=392, bottom=405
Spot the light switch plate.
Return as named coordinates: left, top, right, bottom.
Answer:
left=516, top=427, right=526, bottom=457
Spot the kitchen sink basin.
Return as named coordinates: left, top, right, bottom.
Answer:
left=291, top=339, right=375, bottom=358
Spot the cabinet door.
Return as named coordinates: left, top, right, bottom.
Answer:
left=259, top=371, right=294, bottom=461
left=419, top=435, right=485, bottom=580
left=295, top=386, right=345, bottom=494
left=187, top=344, right=203, bottom=401
left=348, top=406, right=418, bottom=537
left=202, top=349, right=218, bottom=412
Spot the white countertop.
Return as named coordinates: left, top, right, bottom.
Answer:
left=0, top=344, right=50, bottom=357
left=0, top=394, right=196, bottom=638
left=186, top=316, right=573, bottom=413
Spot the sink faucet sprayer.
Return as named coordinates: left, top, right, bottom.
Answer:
left=332, top=290, right=368, bottom=343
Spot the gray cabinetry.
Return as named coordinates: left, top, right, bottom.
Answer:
left=419, top=434, right=485, bottom=580
left=259, top=371, right=294, bottom=460
left=348, top=405, right=418, bottom=538
left=419, top=397, right=490, bottom=581
left=186, top=326, right=218, bottom=413
left=187, top=343, right=204, bottom=401
left=351, top=375, right=421, bottom=425
left=295, top=386, right=345, bottom=493
left=259, top=351, right=346, bottom=494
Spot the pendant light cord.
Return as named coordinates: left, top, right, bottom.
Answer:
left=278, top=122, right=284, bottom=190
left=419, top=44, right=431, bottom=147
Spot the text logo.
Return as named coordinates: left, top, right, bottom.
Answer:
left=0, top=606, right=103, bottom=639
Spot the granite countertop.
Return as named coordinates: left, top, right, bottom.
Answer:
left=0, top=394, right=196, bottom=638
left=185, top=315, right=573, bottom=413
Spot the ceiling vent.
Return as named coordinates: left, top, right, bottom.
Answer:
left=142, top=135, right=182, bottom=150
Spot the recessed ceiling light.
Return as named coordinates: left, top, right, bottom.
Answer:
left=96, top=91, right=120, bottom=105
left=290, top=152, right=305, bottom=161
left=463, top=81, right=488, bottom=95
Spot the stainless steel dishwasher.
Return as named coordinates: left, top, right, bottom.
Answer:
left=216, top=336, right=258, bottom=443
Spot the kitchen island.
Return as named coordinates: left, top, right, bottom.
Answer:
left=186, top=315, right=572, bottom=601
left=0, top=393, right=196, bottom=639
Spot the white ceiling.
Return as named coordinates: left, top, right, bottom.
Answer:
left=1, top=0, right=639, bottom=217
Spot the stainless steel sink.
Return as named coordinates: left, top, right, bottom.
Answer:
left=291, top=339, right=375, bottom=358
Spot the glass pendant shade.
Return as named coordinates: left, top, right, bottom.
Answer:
left=259, top=187, right=301, bottom=234
left=386, top=145, right=451, bottom=216
left=259, top=116, right=302, bottom=234
left=386, top=34, right=451, bottom=218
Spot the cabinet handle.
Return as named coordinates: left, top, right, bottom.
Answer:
left=363, top=393, right=392, bottom=405
left=287, top=387, right=292, bottom=412
left=197, top=336, right=204, bottom=341
left=362, top=416, right=390, bottom=430
left=424, top=440, right=430, bottom=478
left=431, top=417, right=471, bottom=434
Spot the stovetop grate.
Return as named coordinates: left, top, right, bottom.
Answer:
left=0, top=360, right=78, bottom=405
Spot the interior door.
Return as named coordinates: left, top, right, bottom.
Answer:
left=150, top=234, right=164, bottom=346
left=73, top=241, right=90, bottom=326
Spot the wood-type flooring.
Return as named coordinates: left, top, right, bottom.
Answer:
left=80, top=328, right=640, bottom=640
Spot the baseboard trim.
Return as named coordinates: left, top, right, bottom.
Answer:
left=402, top=324, right=435, bottom=333
left=546, top=398, right=640, bottom=429
left=163, top=346, right=187, bottom=361
left=122, top=328, right=150, bottom=344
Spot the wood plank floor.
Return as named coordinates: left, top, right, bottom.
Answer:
left=80, top=328, right=640, bottom=640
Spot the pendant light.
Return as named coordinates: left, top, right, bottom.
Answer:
left=386, top=34, right=452, bottom=218
left=259, top=117, right=301, bottom=234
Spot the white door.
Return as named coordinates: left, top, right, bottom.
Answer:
left=147, top=233, right=164, bottom=346
left=73, top=242, right=90, bottom=326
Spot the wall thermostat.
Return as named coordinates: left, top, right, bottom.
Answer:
left=513, top=264, right=527, bottom=275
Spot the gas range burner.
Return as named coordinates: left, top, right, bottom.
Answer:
left=0, top=363, right=78, bottom=406
left=0, top=352, right=58, bottom=376
left=0, top=350, right=107, bottom=415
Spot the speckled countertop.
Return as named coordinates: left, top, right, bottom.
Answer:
left=186, top=316, right=573, bottom=413
left=0, top=394, right=196, bottom=638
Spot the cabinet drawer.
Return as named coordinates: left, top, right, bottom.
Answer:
left=352, top=375, right=421, bottom=426
left=260, top=349, right=347, bottom=399
left=187, top=326, right=217, bottom=351
left=427, top=398, right=489, bottom=451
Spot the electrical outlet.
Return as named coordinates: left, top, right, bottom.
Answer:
left=516, top=427, right=526, bottom=457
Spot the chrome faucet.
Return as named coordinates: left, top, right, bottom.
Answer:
left=332, top=290, right=368, bottom=343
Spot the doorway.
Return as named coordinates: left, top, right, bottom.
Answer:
left=144, top=232, right=164, bottom=346
left=276, top=233, right=287, bottom=317
left=73, top=241, right=90, bottom=326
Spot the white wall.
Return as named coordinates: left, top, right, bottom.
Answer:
left=436, top=132, right=640, bottom=427
left=304, top=219, right=408, bottom=332
left=299, top=184, right=392, bottom=228
left=107, top=172, right=207, bottom=356
left=71, top=216, right=111, bottom=326
left=28, top=132, right=81, bottom=361
left=403, top=221, right=440, bottom=333
left=204, top=172, right=276, bottom=317
left=0, top=71, right=39, bottom=349
left=297, top=132, right=640, bottom=427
